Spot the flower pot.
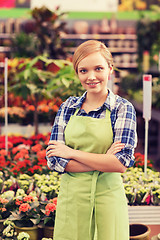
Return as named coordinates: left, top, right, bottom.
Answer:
left=14, top=225, right=39, bottom=240
left=43, top=225, right=54, bottom=239
left=0, top=219, right=4, bottom=232
left=130, top=224, right=151, bottom=240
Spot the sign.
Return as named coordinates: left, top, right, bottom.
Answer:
left=0, top=0, right=30, bottom=8
left=31, top=0, right=118, bottom=12
left=143, top=74, right=152, bottom=121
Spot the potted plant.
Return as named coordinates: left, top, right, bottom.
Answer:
left=40, top=197, right=57, bottom=239
left=0, top=197, right=10, bottom=232
left=8, top=194, right=40, bottom=240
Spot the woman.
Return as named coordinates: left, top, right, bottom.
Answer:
left=46, top=40, right=137, bottom=240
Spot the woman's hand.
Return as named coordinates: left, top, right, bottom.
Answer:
left=106, top=141, right=125, bottom=155
left=46, top=140, right=74, bottom=159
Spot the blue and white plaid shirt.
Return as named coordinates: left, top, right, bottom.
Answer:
left=47, top=90, right=137, bottom=173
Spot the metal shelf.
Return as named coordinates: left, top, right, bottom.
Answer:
left=61, top=33, right=137, bottom=40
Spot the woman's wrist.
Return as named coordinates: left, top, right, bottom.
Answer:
left=70, top=148, right=78, bottom=160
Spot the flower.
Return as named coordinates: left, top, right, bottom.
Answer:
left=134, top=153, right=154, bottom=170
left=0, top=133, right=50, bottom=176
left=122, top=167, right=160, bottom=206
left=2, top=220, right=17, bottom=239
left=0, top=197, right=10, bottom=220
left=17, top=232, right=30, bottom=240
left=40, top=197, right=57, bottom=227
left=8, top=194, right=40, bottom=227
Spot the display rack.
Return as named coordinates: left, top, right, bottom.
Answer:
left=61, top=33, right=138, bottom=70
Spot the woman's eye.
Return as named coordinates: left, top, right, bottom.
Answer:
left=79, top=69, right=87, bottom=73
left=96, top=67, right=103, bottom=71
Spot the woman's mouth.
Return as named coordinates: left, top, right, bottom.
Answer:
left=87, top=82, right=99, bottom=87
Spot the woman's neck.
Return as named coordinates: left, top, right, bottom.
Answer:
left=82, top=90, right=108, bottom=113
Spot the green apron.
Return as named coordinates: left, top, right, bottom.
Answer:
left=53, top=108, right=129, bottom=240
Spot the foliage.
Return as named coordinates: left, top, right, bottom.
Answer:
left=136, top=12, right=160, bottom=71
left=11, top=32, right=39, bottom=58
left=30, top=6, right=67, bottom=59
left=8, top=56, right=65, bottom=134
left=10, top=6, right=67, bottom=59
left=47, top=64, right=84, bottom=100
left=4, top=56, right=85, bottom=129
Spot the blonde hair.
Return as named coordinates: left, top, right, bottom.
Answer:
left=72, top=40, right=114, bottom=73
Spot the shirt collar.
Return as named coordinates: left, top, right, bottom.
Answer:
left=69, top=89, right=116, bottom=111
left=103, top=89, right=116, bottom=111
left=69, top=91, right=87, bottom=108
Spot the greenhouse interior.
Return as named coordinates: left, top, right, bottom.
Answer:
left=0, top=0, right=160, bottom=239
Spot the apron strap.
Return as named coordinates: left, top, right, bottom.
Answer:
left=74, top=108, right=80, bottom=116
left=105, top=108, right=111, bottom=120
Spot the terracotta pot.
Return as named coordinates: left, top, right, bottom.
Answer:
left=14, top=225, right=39, bottom=240
left=130, top=224, right=151, bottom=240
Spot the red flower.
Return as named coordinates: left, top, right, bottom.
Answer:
left=146, top=195, right=151, bottom=205
left=28, top=168, right=34, bottom=174
left=16, top=199, right=23, bottom=206
left=23, top=195, right=35, bottom=203
left=12, top=146, right=19, bottom=155
left=51, top=197, right=57, bottom=206
left=31, top=144, right=42, bottom=153
left=0, top=207, right=7, bottom=212
left=27, top=105, right=35, bottom=111
left=14, top=149, right=29, bottom=160
left=37, top=150, right=46, bottom=160
left=0, top=197, right=9, bottom=204
left=0, top=149, right=8, bottom=156
left=32, top=165, right=42, bottom=171
left=0, top=155, right=6, bottom=168
left=45, top=202, right=56, bottom=216
left=19, top=203, right=31, bottom=213
left=38, top=159, right=47, bottom=167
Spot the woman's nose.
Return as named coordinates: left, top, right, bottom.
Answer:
left=87, top=71, right=96, bottom=80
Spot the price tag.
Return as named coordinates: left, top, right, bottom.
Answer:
left=143, top=75, right=152, bottom=120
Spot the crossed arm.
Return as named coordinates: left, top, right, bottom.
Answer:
left=46, top=141, right=126, bottom=173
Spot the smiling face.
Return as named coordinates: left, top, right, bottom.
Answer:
left=77, top=51, right=112, bottom=96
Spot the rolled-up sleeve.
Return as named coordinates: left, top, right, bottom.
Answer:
left=113, top=102, right=137, bottom=168
left=46, top=102, right=69, bottom=173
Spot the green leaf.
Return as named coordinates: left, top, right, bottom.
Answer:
left=27, top=56, right=40, bottom=68
left=23, top=69, right=30, bottom=80
left=61, top=78, right=70, bottom=88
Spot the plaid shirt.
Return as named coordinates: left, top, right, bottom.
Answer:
left=47, top=90, right=137, bottom=173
